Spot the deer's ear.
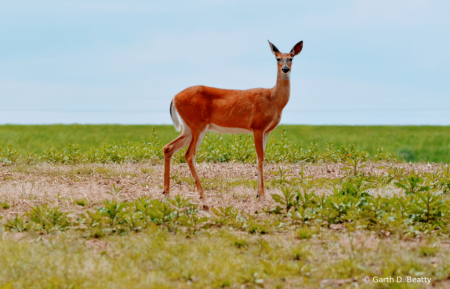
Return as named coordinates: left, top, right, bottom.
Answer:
left=290, top=41, right=303, bottom=56
left=268, top=40, right=280, bottom=55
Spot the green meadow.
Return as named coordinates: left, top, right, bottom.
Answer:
left=2, top=124, right=450, bottom=288
left=0, top=125, right=449, bottom=162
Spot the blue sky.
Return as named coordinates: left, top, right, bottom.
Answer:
left=1, top=1, right=449, bottom=125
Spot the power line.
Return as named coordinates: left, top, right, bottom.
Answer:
left=287, top=108, right=450, bottom=112
left=0, top=108, right=450, bottom=113
left=0, top=109, right=166, bottom=113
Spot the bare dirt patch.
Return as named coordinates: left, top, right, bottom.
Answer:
left=0, top=161, right=441, bottom=217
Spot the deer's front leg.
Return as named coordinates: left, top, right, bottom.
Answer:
left=254, top=130, right=265, bottom=199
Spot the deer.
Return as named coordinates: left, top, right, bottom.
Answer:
left=162, top=40, right=303, bottom=200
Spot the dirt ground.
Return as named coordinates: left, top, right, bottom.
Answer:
left=0, top=161, right=441, bottom=218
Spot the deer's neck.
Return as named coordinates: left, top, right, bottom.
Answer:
left=271, top=72, right=291, bottom=109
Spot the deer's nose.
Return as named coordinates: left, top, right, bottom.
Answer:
left=282, top=67, right=290, bottom=73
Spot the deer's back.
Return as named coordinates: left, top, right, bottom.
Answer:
left=174, top=85, right=276, bottom=131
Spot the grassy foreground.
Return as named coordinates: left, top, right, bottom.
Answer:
left=1, top=224, right=448, bottom=288
left=1, top=159, right=450, bottom=288
left=1, top=125, right=450, bottom=162
left=1, top=125, right=450, bottom=288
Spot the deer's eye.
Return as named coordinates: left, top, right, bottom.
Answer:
left=289, top=58, right=293, bottom=62
left=276, top=58, right=281, bottom=62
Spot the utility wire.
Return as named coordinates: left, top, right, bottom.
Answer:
left=1, top=108, right=450, bottom=113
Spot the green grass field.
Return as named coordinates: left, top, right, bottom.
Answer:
left=2, top=124, right=450, bottom=287
left=1, top=125, right=449, bottom=162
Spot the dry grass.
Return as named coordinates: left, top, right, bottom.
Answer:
left=1, top=225, right=449, bottom=288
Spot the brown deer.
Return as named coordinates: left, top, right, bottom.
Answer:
left=163, top=40, right=303, bottom=199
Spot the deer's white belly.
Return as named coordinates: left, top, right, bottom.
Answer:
left=208, top=123, right=252, bottom=134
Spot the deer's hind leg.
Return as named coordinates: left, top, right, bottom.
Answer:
left=185, top=127, right=207, bottom=199
left=163, top=128, right=191, bottom=196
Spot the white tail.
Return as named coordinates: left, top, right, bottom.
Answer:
left=170, top=100, right=181, bottom=132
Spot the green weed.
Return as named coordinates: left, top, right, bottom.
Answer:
left=26, top=204, right=72, bottom=233
left=74, top=198, right=88, bottom=207
left=395, top=170, right=430, bottom=195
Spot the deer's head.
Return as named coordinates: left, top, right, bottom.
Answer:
left=268, top=40, right=303, bottom=78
